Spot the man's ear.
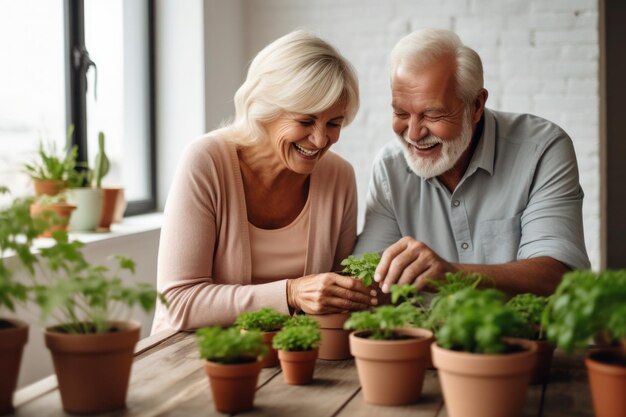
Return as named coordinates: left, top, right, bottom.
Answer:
left=472, top=88, right=488, bottom=124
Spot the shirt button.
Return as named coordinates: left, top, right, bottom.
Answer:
left=461, top=242, right=469, bottom=250
left=453, top=200, right=460, bottom=207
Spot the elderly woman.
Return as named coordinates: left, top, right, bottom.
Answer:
left=152, top=30, right=376, bottom=333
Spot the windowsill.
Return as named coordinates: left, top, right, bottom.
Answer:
left=2, top=212, right=163, bottom=259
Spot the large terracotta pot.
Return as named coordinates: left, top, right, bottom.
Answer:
left=432, top=339, right=537, bottom=417
left=44, top=320, right=140, bottom=414
left=29, top=203, right=76, bottom=238
left=278, top=349, right=318, bottom=385
left=203, top=359, right=262, bottom=413
left=529, top=339, right=555, bottom=384
left=33, top=179, right=66, bottom=196
left=310, top=313, right=352, bottom=360
left=350, top=327, right=433, bottom=405
left=0, top=319, right=28, bottom=415
left=585, top=349, right=626, bottom=417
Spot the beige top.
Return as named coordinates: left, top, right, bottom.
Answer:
left=249, top=195, right=310, bottom=284
left=151, top=131, right=357, bottom=333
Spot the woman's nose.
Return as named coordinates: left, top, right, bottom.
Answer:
left=309, top=128, right=328, bottom=148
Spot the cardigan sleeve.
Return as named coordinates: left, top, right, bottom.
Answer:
left=332, top=162, right=358, bottom=271
left=152, top=137, right=290, bottom=333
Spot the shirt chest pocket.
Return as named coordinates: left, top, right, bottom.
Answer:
left=479, top=215, right=522, bottom=264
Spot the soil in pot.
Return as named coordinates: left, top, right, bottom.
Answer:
left=203, top=359, right=262, bottom=413
left=585, top=349, right=626, bottom=417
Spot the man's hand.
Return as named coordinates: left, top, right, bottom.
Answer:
left=287, top=273, right=378, bottom=314
left=374, top=237, right=458, bottom=293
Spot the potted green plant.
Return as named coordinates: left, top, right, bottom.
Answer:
left=542, top=270, right=626, bottom=417
left=29, top=193, right=76, bottom=238
left=23, top=126, right=78, bottom=196
left=196, top=326, right=267, bottom=413
left=0, top=188, right=43, bottom=414
left=91, top=132, right=123, bottom=230
left=273, top=316, right=321, bottom=385
left=429, top=288, right=535, bottom=417
left=507, top=293, right=554, bottom=384
left=30, top=230, right=163, bottom=414
left=309, top=252, right=381, bottom=360
left=344, top=304, right=433, bottom=405
left=235, top=307, right=288, bottom=368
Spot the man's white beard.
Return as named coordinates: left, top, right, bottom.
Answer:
left=398, top=112, right=473, bottom=179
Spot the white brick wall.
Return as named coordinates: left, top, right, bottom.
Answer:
left=241, top=0, right=600, bottom=269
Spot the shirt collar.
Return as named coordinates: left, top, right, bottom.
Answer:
left=465, top=108, right=496, bottom=177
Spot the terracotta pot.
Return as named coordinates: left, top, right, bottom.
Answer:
left=432, top=339, right=537, bottom=417
left=33, top=179, right=66, bottom=196
left=29, top=203, right=76, bottom=238
left=241, top=329, right=279, bottom=368
left=310, top=313, right=352, bottom=360
left=112, top=188, right=126, bottom=223
left=203, top=359, right=262, bottom=413
left=44, top=320, right=140, bottom=414
left=528, top=339, right=555, bottom=384
left=278, top=349, right=318, bottom=385
left=0, top=319, right=28, bottom=415
left=585, top=349, right=626, bottom=417
left=99, top=187, right=122, bottom=231
left=350, top=327, right=433, bottom=405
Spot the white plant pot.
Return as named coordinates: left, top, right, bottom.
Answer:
left=67, top=188, right=103, bottom=232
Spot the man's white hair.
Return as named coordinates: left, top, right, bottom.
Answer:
left=226, top=29, right=359, bottom=146
left=390, top=29, right=483, bottom=105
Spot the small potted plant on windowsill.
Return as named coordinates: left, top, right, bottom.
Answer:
left=506, top=293, right=553, bottom=384
left=272, top=315, right=321, bottom=385
left=309, top=252, right=381, bottom=360
left=30, top=231, right=163, bottom=415
left=542, top=269, right=626, bottom=417
left=344, top=303, right=433, bottom=406
left=0, top=188, right=42, bottom=415
left=235, top=307, right=289, bottom=368
left=29, top=193, right=76, bottom=238
left=196, top=326, right=267, bottom=413
left=429, top=288, right=535, bottom=417
left=22, top=126, right=78, bottom=197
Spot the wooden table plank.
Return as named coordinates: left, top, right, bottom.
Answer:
left=241, top=359, right=362, bottom=417
left=541, top=352, right=593, bottom=417
left=337, top=371, right=443, bottom=417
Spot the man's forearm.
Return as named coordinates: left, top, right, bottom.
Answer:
left=454, top=256, right=571, bottom=296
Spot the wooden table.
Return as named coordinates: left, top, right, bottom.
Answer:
left=12, top=331, right=594, bottom=417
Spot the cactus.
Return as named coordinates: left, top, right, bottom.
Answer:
left=93, top=131, right=110, bottom=188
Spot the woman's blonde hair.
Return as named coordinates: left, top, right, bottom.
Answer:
left=390, top=28, right=483, bottom=106
left=227, top=30, right=359, bottom=146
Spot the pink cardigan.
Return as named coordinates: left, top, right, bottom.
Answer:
left=151, top=133, right=357, bottom=333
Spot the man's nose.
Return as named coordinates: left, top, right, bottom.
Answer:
left=406, top=115, right=428, bottom=141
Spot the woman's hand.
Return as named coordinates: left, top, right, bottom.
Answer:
left=287, top=273, right=378, bottom=314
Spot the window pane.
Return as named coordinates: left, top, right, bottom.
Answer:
left=0, top=0, right=66, bottom=204
left=84, top=0, right=151, bottom=202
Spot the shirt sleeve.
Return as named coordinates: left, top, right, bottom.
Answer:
left=154, top=139, right=290, bottom=333
left=353, top=155, right=402, bottom=256
left=517, top=132, right=591, bottom=270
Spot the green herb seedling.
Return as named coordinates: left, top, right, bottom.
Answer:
left=196, top=326, right=267, bottom=364
left=272, top=325, right=321, bottom=352
left=340, top=252, right=381, bottom=287
left=235, top=307, right=289, bottom=332
left=507, top=293, right=550, bottom=340
left=344, top=305, right=417, bottom=340
left=283, top=315, right=319, bottom=329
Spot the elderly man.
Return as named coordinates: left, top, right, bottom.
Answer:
left=355, top=29, right=590, bottom=296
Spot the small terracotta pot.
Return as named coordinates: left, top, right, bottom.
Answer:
left=350, top=327, right=433, bottom=405
left=241, top=329, right=279, bottom=368
left=432, top=339, right=537, bottom=417
left=45, top=320, right=140, bottom=414
left=99, top=187, right=122, bottom=231
left=528, top=339, right=555, bottom=384
left=0, top=319, right=28, bottom=415
left=278, top=349, right=318, bottom=385
left=112, top=188, right=126, bottom=223
left=585, top=349, right=626, bottom=417
left=33, top=179, right=66, bottom=196
left=310, top=313, right=352, bottom=360
left=203, top=359, right=262, bottom=413
left=30, top=203, right=76, bottom=238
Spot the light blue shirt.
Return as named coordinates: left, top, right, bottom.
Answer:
left=355, top=109, right=590, bottom=270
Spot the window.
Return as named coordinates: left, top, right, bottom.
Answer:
left=0, top=0, right=155, bottom=215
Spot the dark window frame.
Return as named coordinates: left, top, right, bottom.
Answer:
left=63, top=0, right=156, bottom=216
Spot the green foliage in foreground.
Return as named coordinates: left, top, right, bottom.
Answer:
left=344, top=304, right=420, bottom=340
left=340, top=252, right=381, bottom=287
left=197, top=326, right=267, bottom=364
left=235, top=307, right=289, bottom=332
left=273, top=325, right=321, bottom=351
